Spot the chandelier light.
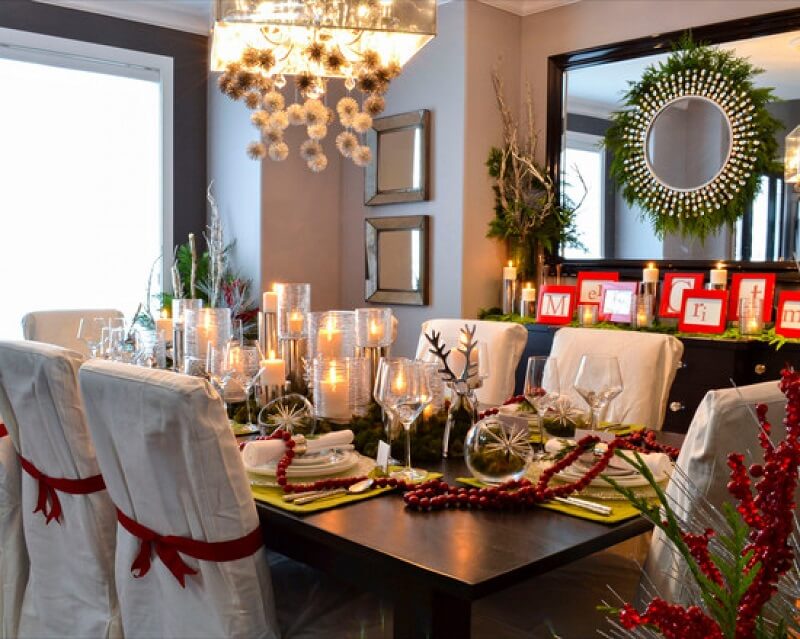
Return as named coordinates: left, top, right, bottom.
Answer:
left=211, top=0, right=437, bottom=172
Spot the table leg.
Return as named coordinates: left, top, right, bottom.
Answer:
left=393, top=588, right=472, bottom=638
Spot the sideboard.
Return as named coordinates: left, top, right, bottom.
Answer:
left=512, top=324, right=800, bottom=433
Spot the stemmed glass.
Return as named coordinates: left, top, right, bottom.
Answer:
left=207, top=342, right=232, bottom=411
left=77, top=317, right=107, bottom=358
left=574, top=354, right=624, bottom=431
left=377, top=359, right=432, bottom=481
left=524, top=356, right=561, bottom=455
left=374, top=357, right=405, bottom=466
left=226, top=341, right=265, bottom=427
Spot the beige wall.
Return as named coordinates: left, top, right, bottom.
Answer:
left=521, top=0, right=800, bottom=164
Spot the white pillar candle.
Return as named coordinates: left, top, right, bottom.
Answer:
left=449, top=333, right=479, bottom=378
left=710, top=262, right=728, bottom=286
left=521, top=283, right=536, bottom=302
left=262, top=291, right=278, bottom=313
left=503, top=260, right=517, bottom=281
left=319, top=361, right=349, bottom=419
left=317, top=316, right=343, bottom=357
left=287, top=311, right=304, bottom=334
left=643, top=263, right=659, bottom=283
left=260, top=350, right=286, bottom=386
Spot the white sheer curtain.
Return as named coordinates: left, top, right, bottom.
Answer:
left=0, top=34, right=166, bottom=339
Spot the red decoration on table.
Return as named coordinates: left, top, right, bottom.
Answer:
left=576, top=271, right=619, bottom=306
left=728, top=272, right=776, bottom=322
left=658, top=273, right=704, bottom=318
left=17, top=454, right=106, bottom=525
left=116, top=508, right=264, bottom=588
left=599, top=281, right=638, bottom=323
left=775, top=291, right=800, bottom=338
left=678, top=289, right=729, bottom=334
left=536, top=285, right=577, bottom=325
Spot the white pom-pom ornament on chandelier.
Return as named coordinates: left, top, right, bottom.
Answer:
left=211, top=0, right=436, bottom=173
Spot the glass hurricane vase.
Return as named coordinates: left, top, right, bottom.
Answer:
left=443, top=381, right=478, bottom=458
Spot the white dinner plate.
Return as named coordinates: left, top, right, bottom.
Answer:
left=246, top=450, right=360, bottom=479
left=555, top=464, right=667, bottom=488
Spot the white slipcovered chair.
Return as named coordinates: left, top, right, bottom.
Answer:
left=415, top=319, right=529, bottom=406
left=79, top=360, right=279, bottom=639
left=0, top=341, right=120, bottom=639
left=0, top=402, right=28, bottom=639
left=639, top=379, right=790, bottom=606
left=549, top=327, right=684, bottom=429
left=21, top=308, right=124, bottom=357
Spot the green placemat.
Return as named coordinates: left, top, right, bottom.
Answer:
left=527, top=422, right=646, bottom=444
left=253, top=468, right=442, bottom=514
left=455, top=477, right=646, bottom=524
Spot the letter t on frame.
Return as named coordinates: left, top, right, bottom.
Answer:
left=537, top=285, right=577, bottom=325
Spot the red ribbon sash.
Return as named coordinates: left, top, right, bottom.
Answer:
left=18, top=455, right=106, bottom=525
left=0, top=423, right=7, bottom=438
left=116, top=508, right=263, bottom=588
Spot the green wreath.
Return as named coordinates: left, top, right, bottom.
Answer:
left=604, top=37, right=782, bottom=240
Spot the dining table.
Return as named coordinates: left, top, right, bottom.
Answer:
left=255, top=431, right=684, bottom=638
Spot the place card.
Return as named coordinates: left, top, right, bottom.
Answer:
left=658, top=273, right=704, bottom=318
left=376, top=440, right=391, bottom=473
left=575, top=428, right=616, bottom=443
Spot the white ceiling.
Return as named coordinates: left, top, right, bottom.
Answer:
left=32, top=0, right=582, bottom=34
left=568, top=29, right=800, bottom=116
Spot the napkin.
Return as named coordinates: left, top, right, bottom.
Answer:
left=242, top=430, right=354, bottom=467
left=544, top=438, right=671, bottom=478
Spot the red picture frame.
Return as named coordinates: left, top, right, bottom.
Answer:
left=576, top=271, right=619, bottom=306
left=537, top=285, right=576, bottom=325
left=658, top=273, right=704, bottom=318
left=599, top=282, right=638, bottom=323
left=679, top=290, right=729, bottom=334
left=775, top=292, right=800, bottom=338
left=728, top=273, right=776, bottom=322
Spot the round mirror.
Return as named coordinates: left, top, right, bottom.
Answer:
left=645, top=96, right=732, bottom=191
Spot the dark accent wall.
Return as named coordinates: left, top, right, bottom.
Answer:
left=0, top=0, right=208, bottom=245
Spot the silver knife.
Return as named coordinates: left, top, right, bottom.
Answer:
left=293, top=488, right=347, bottom=505
left=554, top=496, right=613, bottom=516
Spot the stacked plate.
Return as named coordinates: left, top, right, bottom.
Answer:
left=555, top=456, right=668, bottom=488
left=246, top=450, right=361, bottom=480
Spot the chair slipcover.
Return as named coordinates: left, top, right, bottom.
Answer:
left=0, top=403, right=28, bottom=639
left=21, top=308, right=124, bottom=357
left=415, top=319, right=528, bottom=406
left=79, top=360, right=279, bottom=639
left=640, top=379, right=790, bottom=606
left=549, top=327, right=684, bottom=429
left=0, top=341, right=120, bottom=639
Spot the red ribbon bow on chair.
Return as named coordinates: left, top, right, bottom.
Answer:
left=18, top=455, right=106, bottom=525
left=0, top=423, right=7, bottom=438
left=116, top=508, right=264, bottom=588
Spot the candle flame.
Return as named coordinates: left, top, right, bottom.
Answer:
left=269, top=349, right=275, bottom=360
left=369, top=319, right=380, bottom=335
left=524, top=281, right=532, bottom=289
left=648, top=262, right=655, bottom=269
left=716, top=261, right=725, bottom=269
left=507, top=260, right=513, bottom=267
left=160, top=308, right=168, bottom=319
left=392, top=369, right=406, bottom=393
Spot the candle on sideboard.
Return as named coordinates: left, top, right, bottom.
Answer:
left=319, top=360, right=349, bottom=419
left=503, top=260, right=517, bottom=281
left=502, top=260, right=517, bottom=315
left=260, top=350, right=286, bottom=386
left=710, top=262, right=728, bottom=289
left=521, top=283, right=536, bottom=302
left=262, top=291, right=278, bottom=313
left=643, top=262, right=659, bottom=283
left=578, top=304, right=598, bottom=327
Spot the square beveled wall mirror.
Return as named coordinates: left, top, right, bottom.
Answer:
left=365, top=110, right=430, bottom=205
left=365, top=215, right=429, bottom=305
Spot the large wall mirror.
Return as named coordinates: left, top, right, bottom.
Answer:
left=365, top=215, right=429, bottom=305
left=365, top=110, right=430, bottom=205
left=548, top=9, right=800, bottom=269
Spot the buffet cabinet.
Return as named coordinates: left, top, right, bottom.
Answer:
left=513, top=324, right=800, bottom=433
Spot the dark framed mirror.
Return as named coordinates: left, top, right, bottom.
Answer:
left=365, top=110, right=430, bottom=205
left=547, top=8, right=800, bottom=275
left=365, top=215, right=429, bottom=305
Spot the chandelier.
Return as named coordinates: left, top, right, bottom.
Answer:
left=211, top=0, right=437, bottom=172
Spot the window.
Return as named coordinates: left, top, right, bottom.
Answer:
left=735, top=174, right=785, bottom=262
left=562, top=132, right=604, bottom=259
left=0, top=28, right=172, bottom=339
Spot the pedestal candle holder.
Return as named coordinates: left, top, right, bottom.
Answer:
left=502, top=278, right=517, bottom=315
left=577, top=304, right=598, bottom=327
left=258, top=311, right=278, bottom=360
left=171, top=298, right=203, bottom=373
left=739, top=298, right=764, bottom=336
left=638, top=281, right=658, bottom=316
left=633, top=294, right=654, bottom=328
left=355, top=308, right=393, bottom=393
left=277, top=283, right=311, bottom=394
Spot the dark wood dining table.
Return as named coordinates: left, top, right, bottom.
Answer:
left=255, top=432, right=683, bottom=638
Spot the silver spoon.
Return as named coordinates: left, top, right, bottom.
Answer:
left=292, top=478, right=375, bottom=505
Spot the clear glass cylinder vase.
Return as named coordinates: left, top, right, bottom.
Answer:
left=183, top=307, right=233, bottom=375
left=312, top=356, right=369, bottom=422
left=443, top=381, right=477, bottom=458
left=277, top=283, right=311, bottom=339
left=355, top=308, right=393, bottom=348
left=308, top=310, right=356, bottom=360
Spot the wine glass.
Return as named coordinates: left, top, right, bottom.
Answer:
left=377, top=360, right=432, bottom=481
left=77, top=317, right=107, bottom=358
left=374, top=357, right=407, bottom=466
left=207, top=342, right=232, bottom=410
left=226, top=341, right=265, bottom=427
left=573, top=354, right=624, bottom=431
left=524, top=356, right=561, bottom=454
